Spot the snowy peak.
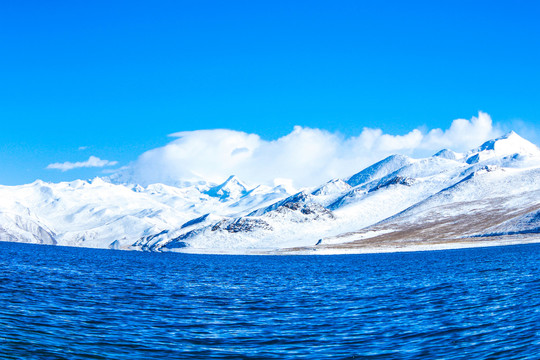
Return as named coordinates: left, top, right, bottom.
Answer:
left=312, top=179, right=352, bottom=196
left=346, top=154, right=413, bottom=187
left=205, top=175, right=249, bottom=200
left=466, top=131, right=540, bottom=163
left=432, top=149, right=463, bottom=161
left=244, top=184, right=285, bottom=197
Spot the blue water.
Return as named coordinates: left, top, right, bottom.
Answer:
left=0, top=242, right=539, bottom=359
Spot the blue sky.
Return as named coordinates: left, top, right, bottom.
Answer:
left=1, top=0, right=539, bottom=185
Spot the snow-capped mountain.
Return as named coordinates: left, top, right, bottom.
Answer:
left=1, top=132, right=539, bottom=254
left=0, top=177, right=290, bottom=250
left=204, top=175, right=249, bottom=201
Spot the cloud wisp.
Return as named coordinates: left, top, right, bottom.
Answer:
left=47, top=156, right=118, bottom=172
left=117, top=112, right=503, bottom=188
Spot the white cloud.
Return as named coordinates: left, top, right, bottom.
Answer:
left=116, top=112, right=503, bottom=187
left=47, top=156, right=118, bottom=172
left=421, top=111, right=498, bottom=150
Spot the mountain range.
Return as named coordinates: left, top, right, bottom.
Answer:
left=1, top=131, right=539, bottom=254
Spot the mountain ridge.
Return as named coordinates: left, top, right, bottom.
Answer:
left=1, top=131, right=539, bottom=254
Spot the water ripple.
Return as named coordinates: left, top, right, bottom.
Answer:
left=0, top=242, right=539, bottom=359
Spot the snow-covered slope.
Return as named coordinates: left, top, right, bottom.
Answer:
left=1, top=132, right=539, bottom=254
left=312, top=166, right=540, bottom=253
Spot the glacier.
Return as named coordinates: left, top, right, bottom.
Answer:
left=1, top=131, right=539, bottom=254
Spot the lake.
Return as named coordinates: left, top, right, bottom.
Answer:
left=0, top=241, right=539, bottom=359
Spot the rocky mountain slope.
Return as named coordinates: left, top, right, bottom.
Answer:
left=1, top=131, right=539, bottom=254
